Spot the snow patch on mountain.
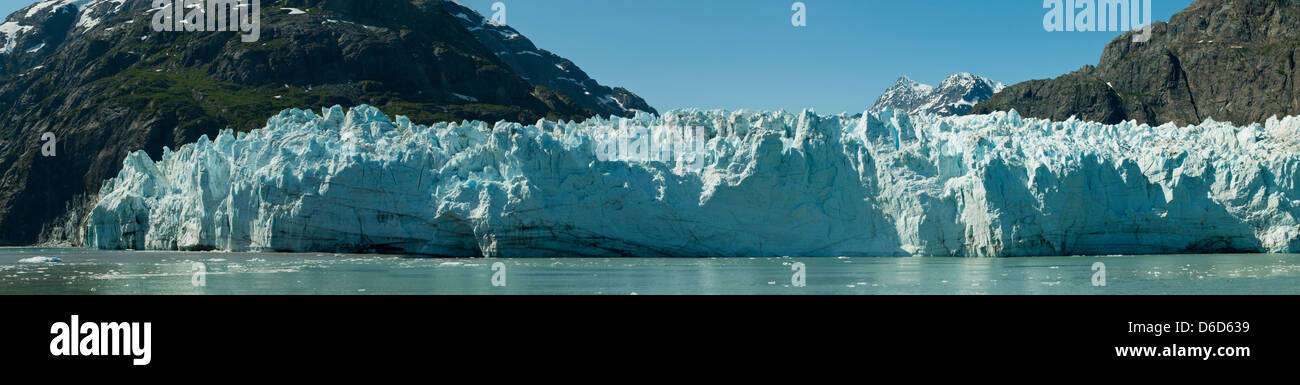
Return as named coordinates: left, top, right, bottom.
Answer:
left=0, top=21, right=34, bottom=54
left=1, top=0, right=125, bottom=55
left=74, top=0, right=125, bottom=30
left=85, top=105, right=1300, bottom=257
left=25, top=0, right=89, bottom=17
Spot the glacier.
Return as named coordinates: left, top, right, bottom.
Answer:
left=84, top=105, right=1300, bottom=257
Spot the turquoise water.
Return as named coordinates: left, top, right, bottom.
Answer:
left=1, top=248, right=1298, bottom=294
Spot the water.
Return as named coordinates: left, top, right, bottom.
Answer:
left=2, top=248, right=1298, bottom=294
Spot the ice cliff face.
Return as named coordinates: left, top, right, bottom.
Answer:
left=86, top=105, right=1300, bottom=257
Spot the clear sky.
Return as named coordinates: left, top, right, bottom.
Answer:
left=2, top=0, right=1196, bottom=114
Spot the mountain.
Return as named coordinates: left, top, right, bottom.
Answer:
left=86, top=106, right=1300, bottom=257
left=442, top=1, right=656, bottom=117
left=973, top=0, right=1300, bottom=126
left=869, top=73, right=1004, bottom=116
left=0, top=0, right=656, bottom=246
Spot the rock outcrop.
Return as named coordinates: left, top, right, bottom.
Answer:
left=975, top=0, right=1300, bottom=126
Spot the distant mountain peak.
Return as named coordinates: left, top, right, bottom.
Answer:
left=870, top=73, right=1004, bottom=116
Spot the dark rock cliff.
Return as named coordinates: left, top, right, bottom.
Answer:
left=974, top=0, right=1300, bottom=126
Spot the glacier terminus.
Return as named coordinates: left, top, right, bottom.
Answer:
left=84, top=105, right=1300, bottom=257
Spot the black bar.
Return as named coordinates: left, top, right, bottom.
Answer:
left=0, top=295, right=1291, bottom=373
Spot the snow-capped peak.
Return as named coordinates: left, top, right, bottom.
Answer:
left=890, top=76, right=932, bottom=93
left=869, top=73, right=1004, bottom=117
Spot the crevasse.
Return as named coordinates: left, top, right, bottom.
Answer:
left=85, top=105, right=1300, bottom=257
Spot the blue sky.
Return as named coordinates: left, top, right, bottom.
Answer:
left=2, top=0, right=1195, bottom=113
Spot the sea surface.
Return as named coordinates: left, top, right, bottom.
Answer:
left=2, top=248, right=1298, bottom=295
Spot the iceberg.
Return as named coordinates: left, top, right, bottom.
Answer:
left=85, top=105, right=1300, bottom=257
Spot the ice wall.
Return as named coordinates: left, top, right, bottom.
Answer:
left=85, top=105, right=1300, bottom=257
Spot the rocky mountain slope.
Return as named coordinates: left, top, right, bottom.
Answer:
left=0, top=0, right=655, bottom=246
left=974, top=0, right=1300, bottom=126
left=870, top=73, right=1004, bottom=116
left=442, top=1, right=656, bottom=117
